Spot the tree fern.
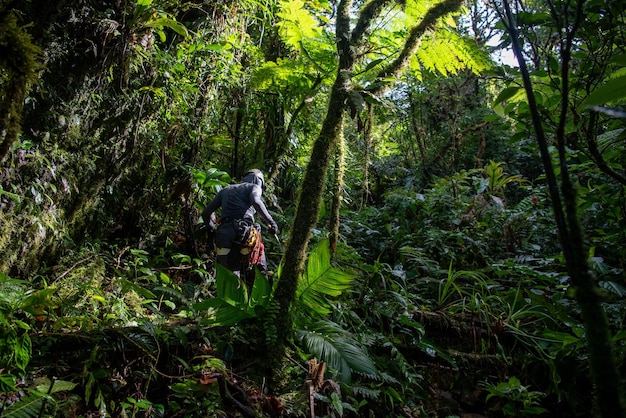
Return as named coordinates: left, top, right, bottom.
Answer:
left=414, top=30, right=492, bottom=77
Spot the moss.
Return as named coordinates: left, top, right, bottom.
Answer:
left=0, top=11, right=42, bottom=160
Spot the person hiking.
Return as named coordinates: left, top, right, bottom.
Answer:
left=201, top=169, right=278, bottom=279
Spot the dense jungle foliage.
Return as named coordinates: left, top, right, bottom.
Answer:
left=1, top=0, right=625, bottom=417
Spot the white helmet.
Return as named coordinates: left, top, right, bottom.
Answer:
left=242, top=169, right=265, bottom=190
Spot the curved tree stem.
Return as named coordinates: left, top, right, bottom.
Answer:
left=501, top=1, right=625, bottom=416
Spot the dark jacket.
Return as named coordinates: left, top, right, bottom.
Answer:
left=201, top=170, right=277, bottom=233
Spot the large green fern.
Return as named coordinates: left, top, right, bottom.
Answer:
left=295, top=319, right=377, bottom=383
left=2, top=379, right=77, bottom=418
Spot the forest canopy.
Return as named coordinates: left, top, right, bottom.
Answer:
left=1, top=0, right=625, bottom=417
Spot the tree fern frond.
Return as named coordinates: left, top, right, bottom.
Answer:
left=276, top=0, right=322, bottom=51
left=414, top=30, right=492, bottom=77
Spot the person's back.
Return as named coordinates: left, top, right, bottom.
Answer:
left=202, top=169, right=278, bottom=276
left=216, top=182, right=259, bottom=222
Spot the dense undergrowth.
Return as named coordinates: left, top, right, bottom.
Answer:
left=1, top=159, right=624, bottom=417
left=2, top=1, right=626, bottom=416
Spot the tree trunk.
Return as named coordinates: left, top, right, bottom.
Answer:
left=271, top=73, right=349, bottom=363
left=502, top=1, right=625, bottom=416
left=269, top=0, right=465, bottom=387
left=269, top=0, right=354, bottom=386
left=408, top=91, right=429, bottom=180
left=0, top=13, right=41, bottom=162
left=329, top=127, right=345, bottom=254
left=360, top=104, right=374, bottom=208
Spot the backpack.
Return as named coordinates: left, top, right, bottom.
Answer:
left=233, top=218, right=258, bottom=248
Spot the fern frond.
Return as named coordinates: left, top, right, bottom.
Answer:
left=2, top=391, right=51, bottom=418
left=415, top=30, right=492, bottom=77
left=121, top=328, right=158, bottom=357
left=153, top=285, right=192, bottom=311
left=295, top=320, right=377, bottom=383
left=351, top=385, right=381, bottom=400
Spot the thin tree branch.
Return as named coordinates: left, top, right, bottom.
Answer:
left=351, top=0, right=395, bottom=44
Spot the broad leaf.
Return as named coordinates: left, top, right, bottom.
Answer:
left=201, top=298, right=253, bottom=327
left=249, top=269, right=271, bottom=309
left=195, top=265, right=271, bottom=327
left=215, top=264, right=248, bottom=306
left=296, top=239, right=357, bottom=315
left=581, top=75, right=626, bottom=108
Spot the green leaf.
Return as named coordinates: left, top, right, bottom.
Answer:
left=581, top=75, right=626, bottom=108
left=36, top=378, right=78, bottom=394
left=14, top=333, right=31, bottom=371
left=517, top=11, right=552, bottom=25
left=200, top=298, right=253, bottom=327
left=296, top=320, right=377, bottom=383
left=249, top=269, right=271, bottom=309
left=215, top=264, right=248, bottom=306
left=276, top=0, right=321, bottom=51
left=416, top=337, right=457, bottom=368
left=599, top=281, right=626, bottom=297
left=610, top=54, right=626, bottom=66
left=2, top=392, right=47, bottom=417
left=196, top=265, right=271, bottom=327
left=144, top=17, right=189, bottom=39
left=119, top=278, right=157, bottom=300
left=542, top=330, right=579, bottom=347
left=493, top=86, right=523, bottom=107
left=19, top=288, right=57, bottom=315
left=296, top=239, right=357, bottom=315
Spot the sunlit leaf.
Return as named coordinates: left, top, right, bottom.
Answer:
left=581, top=75, right=626, bottom=108
left=296, top=239, right=357, bottom=315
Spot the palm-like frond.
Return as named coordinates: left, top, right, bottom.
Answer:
left=295, top=320, right=377, bottom=383
left=296, top=239, right=357, bottom=316
left=152, top=285, right=192, bottom=311
left=194, top=265, right=271, bottom=326
left=2, top=392, right=53, bottom=418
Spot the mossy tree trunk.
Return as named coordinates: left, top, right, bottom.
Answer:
left=0, top=12, right=41, bottom=162
left=270, top=0, right=464, bottom=385
left=360, top=104, right=374, bottom=209
left=329, top=129, right=345, bottom=255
